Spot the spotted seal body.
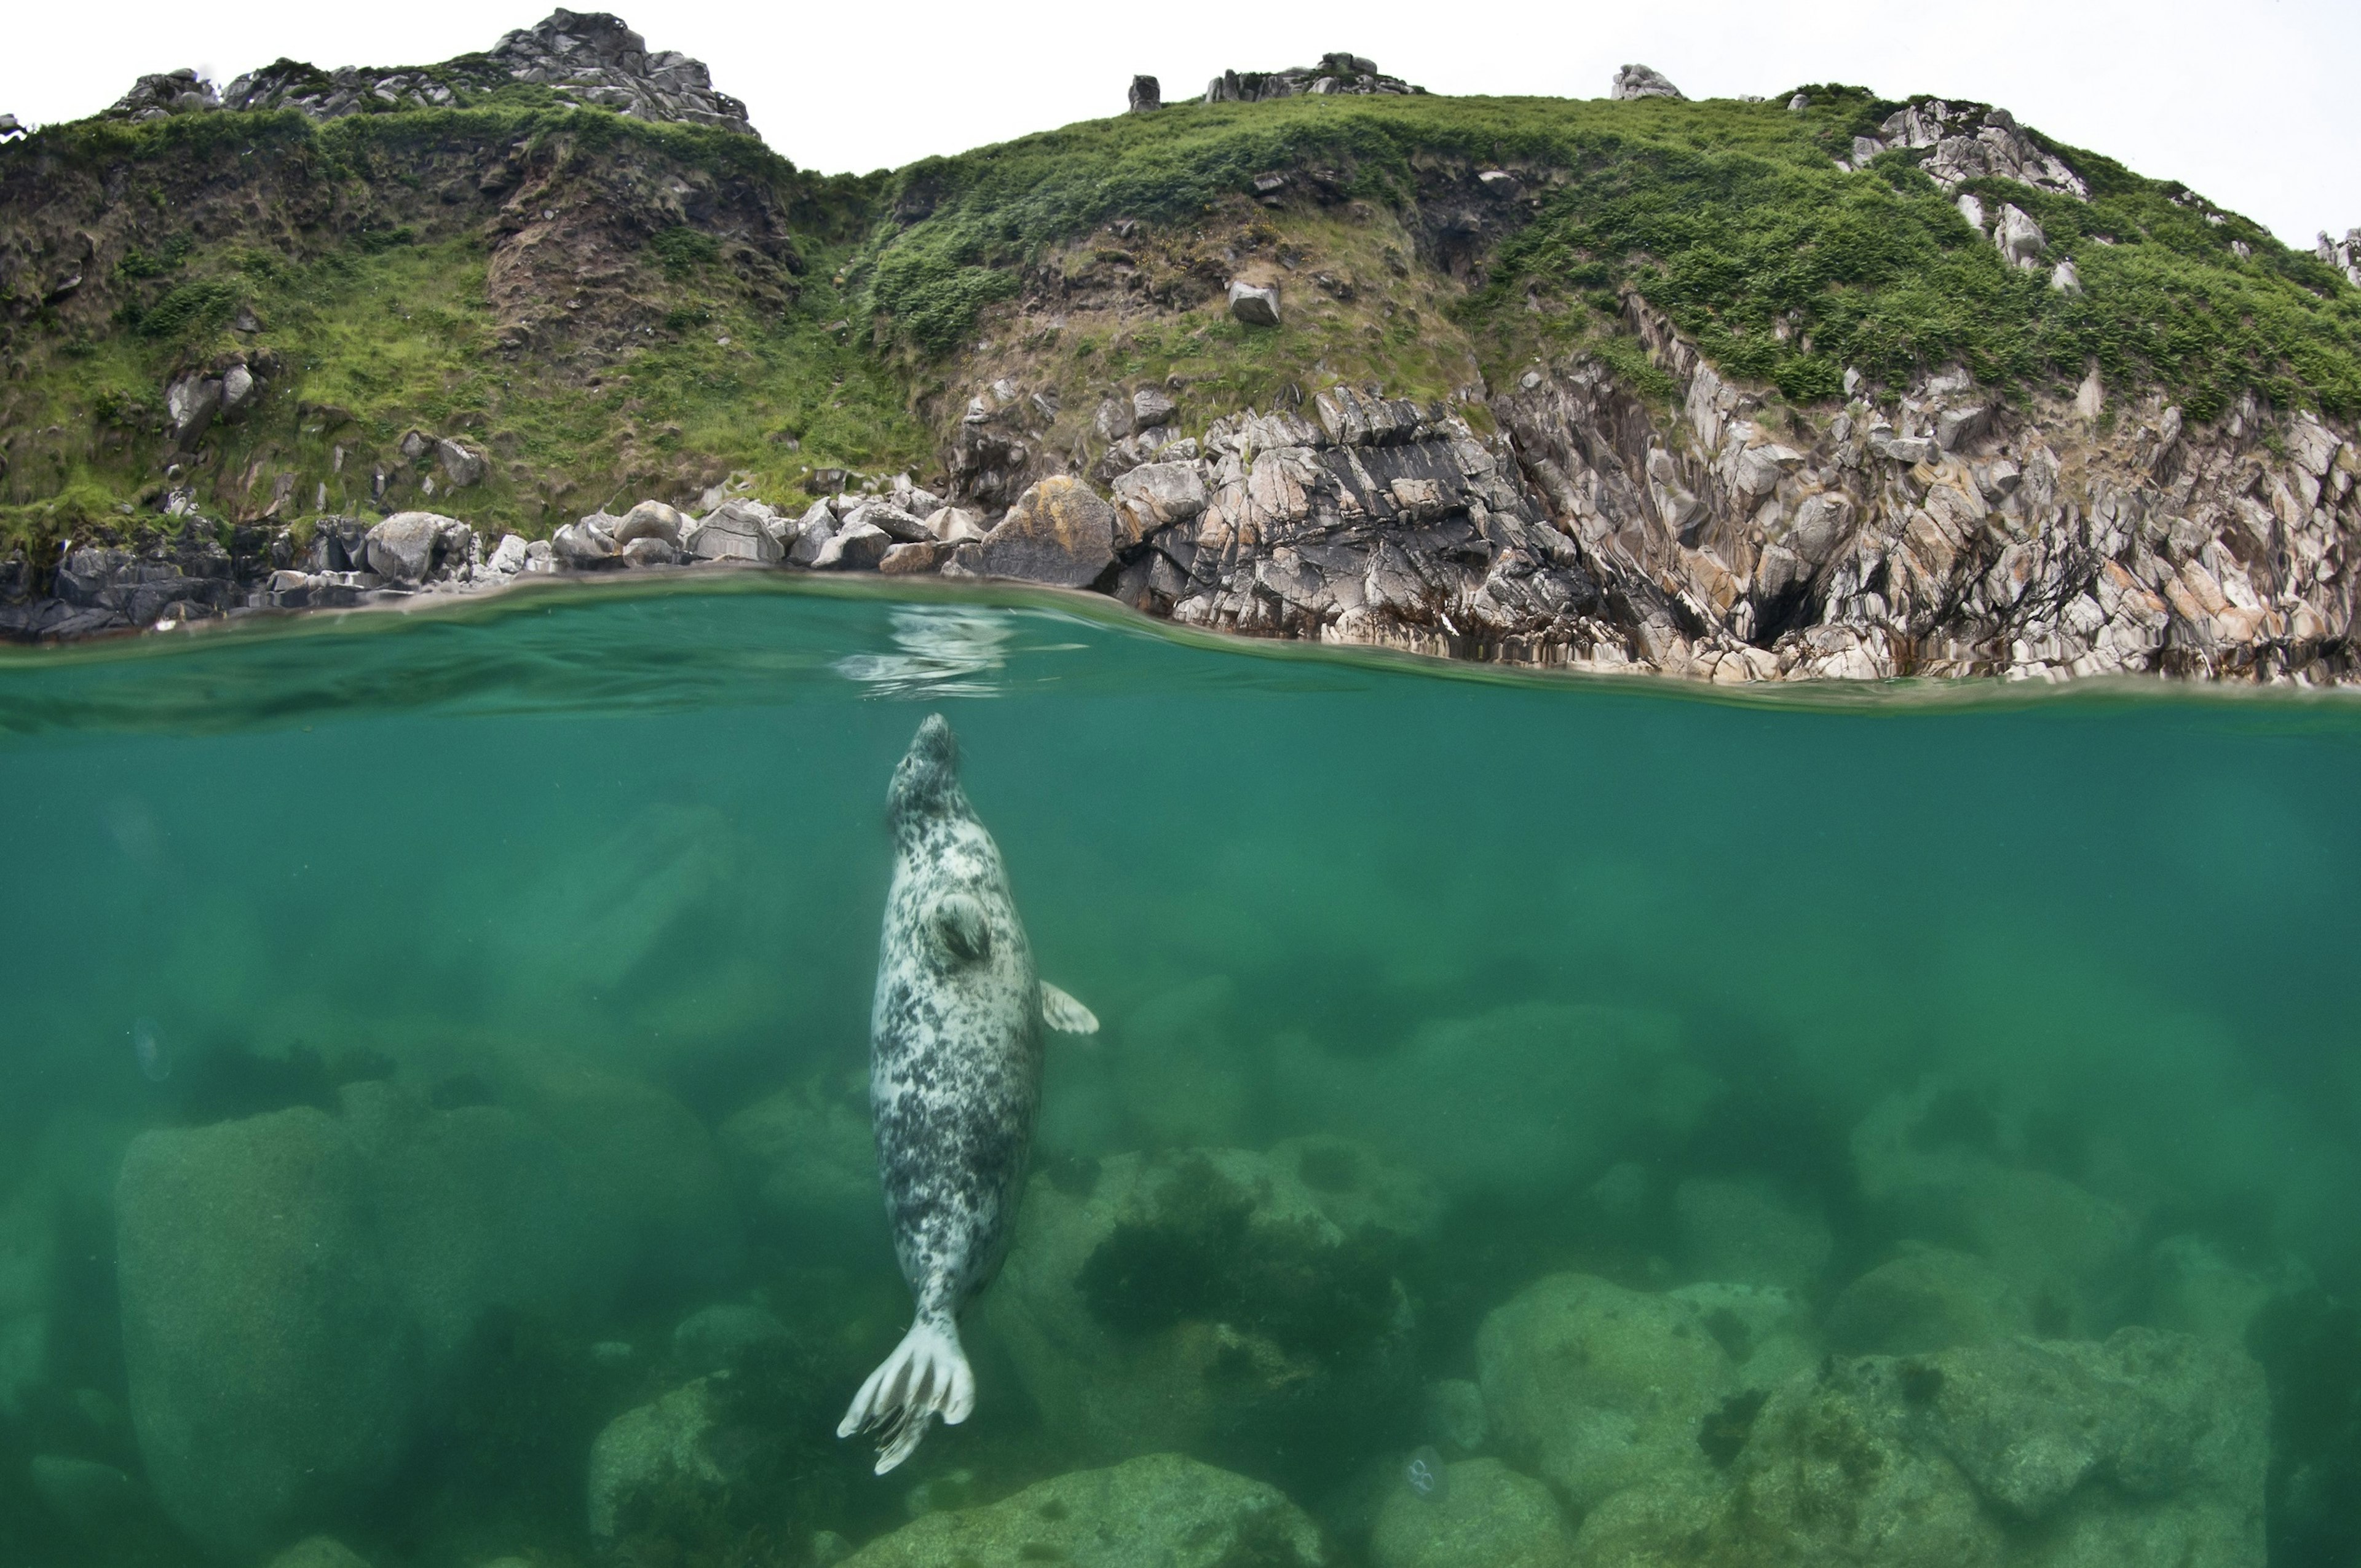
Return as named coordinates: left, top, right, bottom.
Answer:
left=838, top=713, right=1096, bottom=1473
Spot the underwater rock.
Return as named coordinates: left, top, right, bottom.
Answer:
left=1828, top=1244, right=2033, bottom=1355
left=1476, top=1272, right=1734, bottom=1511
left=116, top=1108, right=421, bottom=1560
left=1672, top=1177, right=1832, bottom=1291
left=2145, top=1234, right=2291, bottom=1347
left=505, top=1064, right=744, bottom=1298
left=984, top=1144, right=1427, bottom=1475
left=1853, top=1083, right=2137, bottom=1334
left=1568, top=1474, right=1728, bottom=1568
left=1580, top=1328, right=2268, bottom=1567
left=26, top=1454, right=181, bottom=1557
left=1422, top=1378, right=1489, bottom=1456
left=116, top=1071, right=740, bottom=1558
left=671, top=1302, right=792, bottom=1376
left=1370, top=1457, right=1574, bottom=1568
left=1273, top=1002, right=1715, bottom=1202
left=1037, top=975, right=1257, bottom=1154
left=837, top=1452, right=1329, bottom=1567
left=1667, top=1281, right=1821, bottom=1393
left=265, top=1538, right=375, bottom=1568
left=587, top=1377, right=731, bottom=1546
left=0, top=1182, right=56, bottom=1417
left=345, top=1082, right=619, bottom=1365
left=718, top=1074, right=890, bottom=1262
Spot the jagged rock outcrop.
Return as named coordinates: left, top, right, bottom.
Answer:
left=103, top=70, right=221, bottom=123
left=1485, top=295, right=2359, bottom=682
left=2318, top=228, right=2361, bottom=287
left=1611, top=65, right=1684, bottom=101
left=114, top=10, right=753, bottom=135
left=1203, top=53, right=1422, bottom=102
left=1847, top=99, right=2088, bottom=197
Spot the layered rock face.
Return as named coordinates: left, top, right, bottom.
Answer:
left=924, top=312, right=2359, bottom=683
left=106, top=10, right=752, bottom=134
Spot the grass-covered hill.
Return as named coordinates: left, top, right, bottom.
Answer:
left=4, top=38, right=2359, bottom=564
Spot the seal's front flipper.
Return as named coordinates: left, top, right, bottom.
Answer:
left=1040, top=982, right=1099, bottom=1035
left=931, top=893, right=992, bottom=964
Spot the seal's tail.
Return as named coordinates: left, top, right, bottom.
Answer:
left=837, top=1313, right=974, bottom=1475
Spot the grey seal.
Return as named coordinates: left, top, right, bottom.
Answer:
left=838, top=713, right=1097, bottom=1473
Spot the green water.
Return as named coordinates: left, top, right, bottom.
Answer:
left=0, top=579, right=2355, bottom=1567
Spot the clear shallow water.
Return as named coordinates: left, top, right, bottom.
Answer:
left=0, top=580, right=2356, bottom=1567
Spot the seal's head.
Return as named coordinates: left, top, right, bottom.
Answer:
left=889, top=713, right=966, bottom=836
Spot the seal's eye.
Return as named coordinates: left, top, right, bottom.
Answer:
left=931, top=894, right=992, bottom=963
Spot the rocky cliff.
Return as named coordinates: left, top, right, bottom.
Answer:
left=4, top=24, right=2359, bottom=683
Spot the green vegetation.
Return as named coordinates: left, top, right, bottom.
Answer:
left=860, top=87, right=2361, bottom=420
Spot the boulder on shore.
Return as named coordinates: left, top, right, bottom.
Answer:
left=968, top=475, right=1117, bottom=587
left=1227, top=280, right=1281, bottom=327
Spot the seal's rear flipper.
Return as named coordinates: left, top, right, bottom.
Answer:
left=837, top=1313, right=974, bottom=1475
left=1040, top=982, right=1099, bottom=1035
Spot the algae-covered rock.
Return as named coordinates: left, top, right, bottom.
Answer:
left=1274, top=1002, right=1716, bottom=1201
left=984, top=1144, right=1430, bottom=1473
left=116, top=1108, right=421, bottom=1561
left=1369, top=1457, right=1573, bottom=1568
left=587, top=1377, right=730, bottom=1546
left=1476, top=1272, right=1734, bottom=1510
left=1667, top=1281, right=1819, bottom=1393
left=839, top=1452, right=1327, bottom=1568
left=1581, top=1327, right=2268, bottom=1567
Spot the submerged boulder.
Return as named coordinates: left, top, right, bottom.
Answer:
left=984, top=1142, right=1431, bottom=1475
left=1672, top=1176, right=1832, bottom=1292
left=839, top=1452, right=1328, bottom=1568
left=116, top=1070, right=738, bottom=1558
left=718, top=1074, right=888, bottom=1262
left=1370, top=1457, right=1573, bottom=1568
left=1852, top=1082, right=2137, bottom=1335
left=1574, top=1328, right=2267, bottom=1567
left=587, top=1377, right=732, bottom=1546
left=0, top=1183, right=55, bottom=1418
left=116, top=1108, right=421, bottom=1560
left=1274, top=1002, right=1716, bottom=1202
left=1477, top=1273, right=1735, bottom=1510
left=1828, top=1245, right=2033, bottom=1355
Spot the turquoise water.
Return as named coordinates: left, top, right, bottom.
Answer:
left=0, top=579, right=2355, bottom=1567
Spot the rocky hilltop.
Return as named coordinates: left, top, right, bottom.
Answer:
left=3, top=20, right=2359, bottom=684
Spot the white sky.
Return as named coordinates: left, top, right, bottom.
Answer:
left=6, top=1, right=2357, bottom=248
